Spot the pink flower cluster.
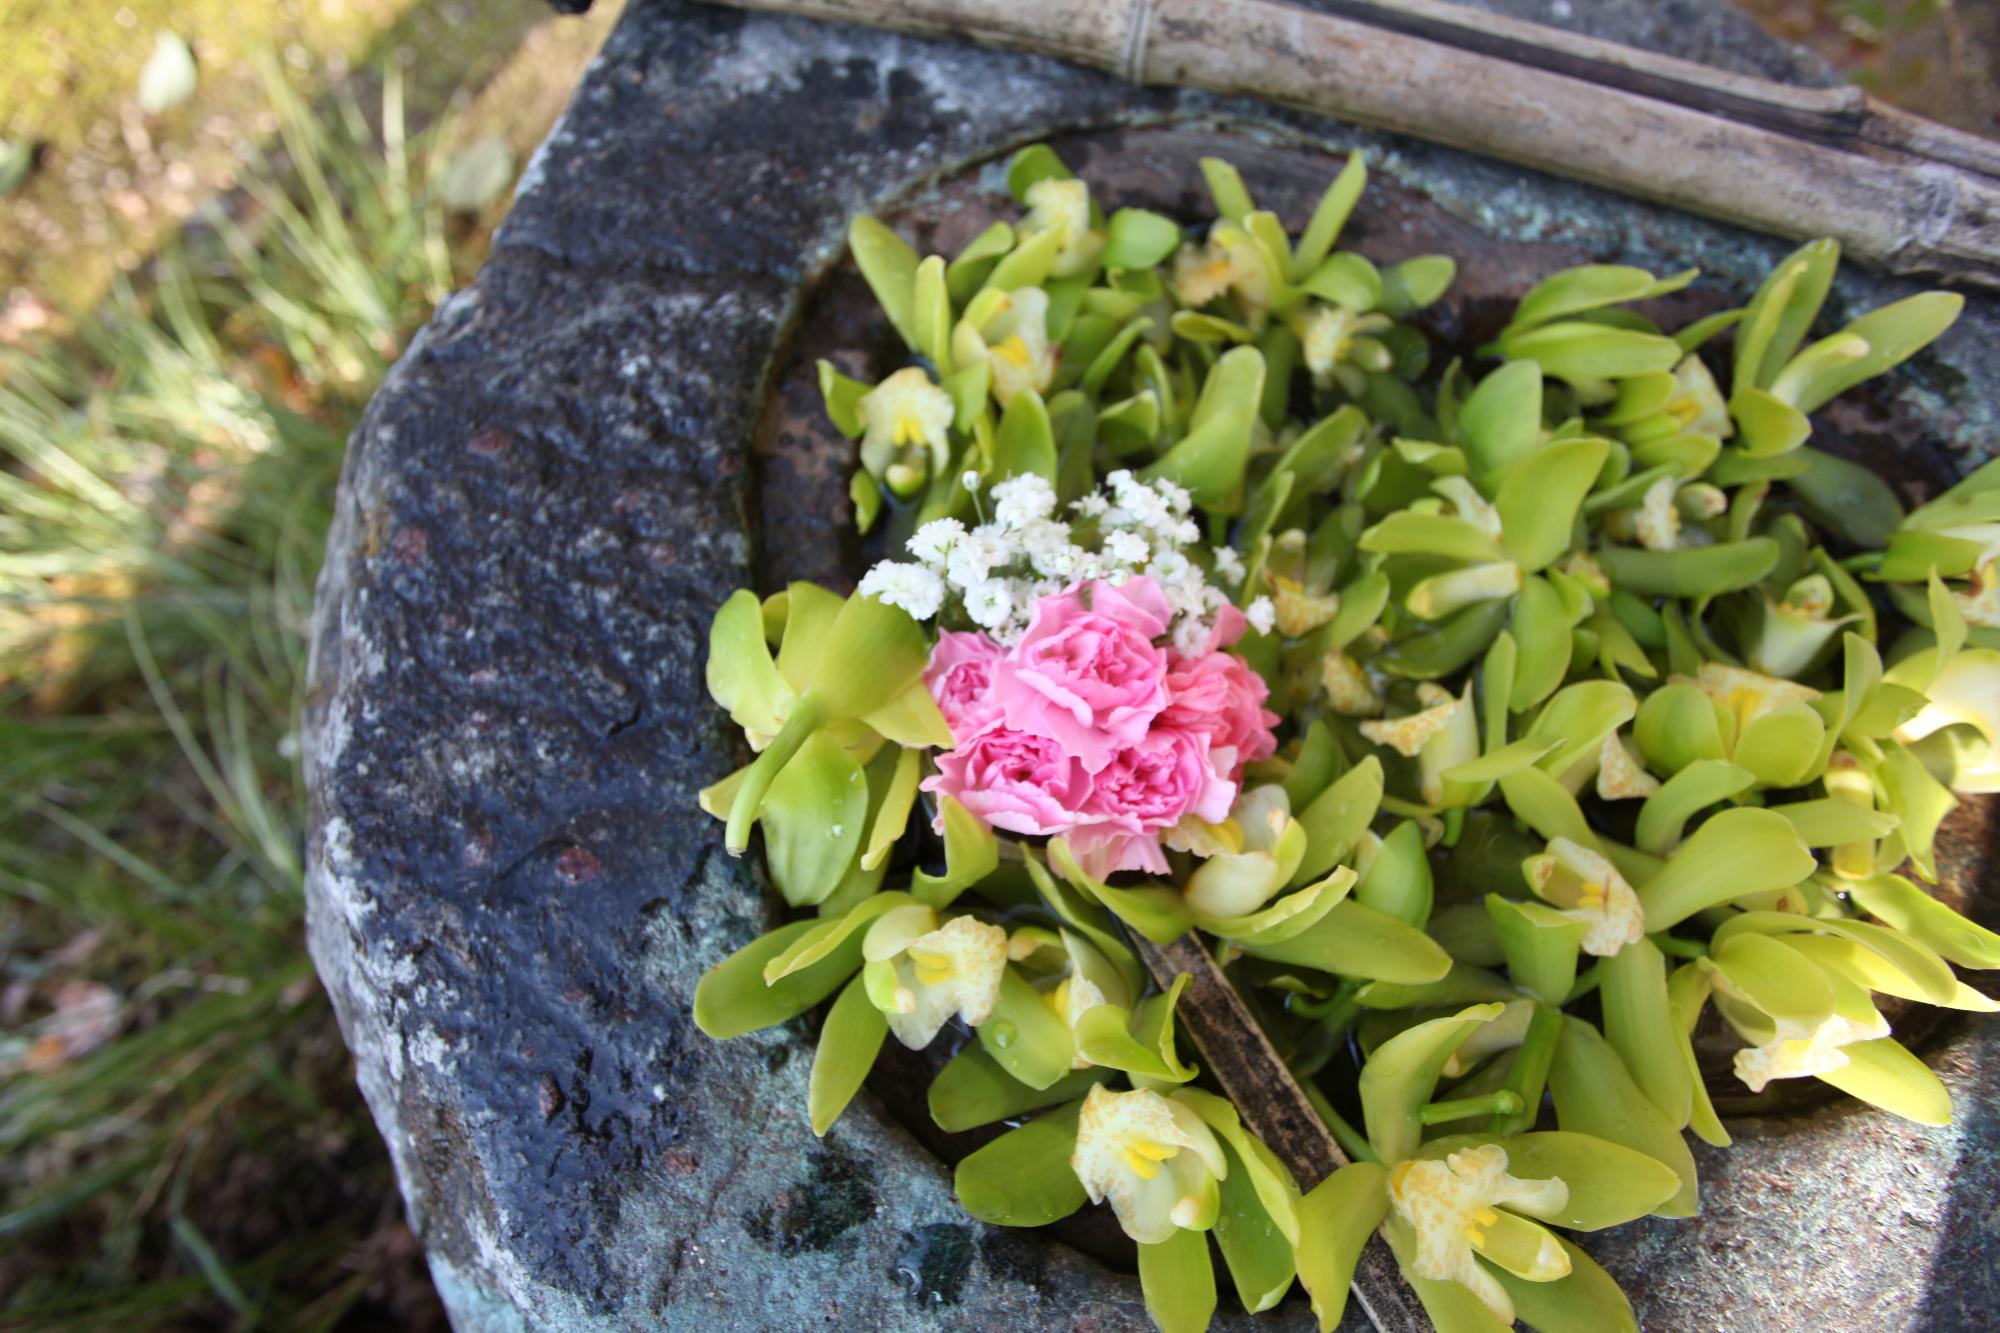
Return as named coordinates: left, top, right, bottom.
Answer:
left=921, top=576, right=1279, bottom=878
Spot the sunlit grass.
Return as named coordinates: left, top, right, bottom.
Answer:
left=1, top=63, right=486, bottom=1329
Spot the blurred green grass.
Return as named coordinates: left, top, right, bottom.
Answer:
left=0, top=62, right=485, bottom=1330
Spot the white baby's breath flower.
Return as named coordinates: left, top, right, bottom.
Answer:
left=1212, top=545, right=1246, bottom=585
left=858, top=560, right=946, bottom=621
left=1149, top=550, right=1192, bottom=584
left=1166, top=517, right=1203, bottom=547
left=907, top=518, right=966, bottom=565
left=992, top=473, right=1058, bottom=528
left=1072, top=491, right=1110, bottom=519
left=1246, top=595, right=1277, bottom=636
left=962, top=469, right=983, bottom=492
left=1104, top=530, right=1152, bottom=568
left=944, top=530, right=1003, bottom=591
left=963, top=580, right=1014, bottom=629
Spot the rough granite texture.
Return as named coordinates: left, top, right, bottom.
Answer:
left=303, top=1, right=1999, bottom=1329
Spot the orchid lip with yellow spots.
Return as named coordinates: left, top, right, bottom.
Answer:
left=1388, top=1143, right=1571, bottom=1324
left=1734, top=1010, right=1893, bottom=1093
left=1527, top=836, right=1645, bottom=957
left=864, top=910, right=1008, bottom=1050
left=1069, top=1084, right=1228, bottom=1245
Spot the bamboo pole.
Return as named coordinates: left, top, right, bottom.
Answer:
left=1132, top=933, right=1426, bottom=1332
left=703, top=0, right=2000, bottom=289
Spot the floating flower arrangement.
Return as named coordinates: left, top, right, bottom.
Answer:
left=694, top=142, right=1997, bottom=1332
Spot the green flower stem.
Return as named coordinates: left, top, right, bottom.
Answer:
left=1652, top=934, right=1708, bottom=961
left=1420, top=1091, right=1522, bottom=1125
left=1566, top=962, right=1604, bottom=1002
left=1289, top=978, right=1361, bottom=1022
left=724, top=696, right=826, bottom=855
left=1301, top=1080, right=1381, bottom=1165
left=1487, top=1002, right=1563, bottom=1137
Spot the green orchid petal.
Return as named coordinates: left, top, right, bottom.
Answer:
left=694, top=918, right=865, bottom=1040
left=1816, top=1036, right=1951, bottom=1126
left=1636, top=807, right=1815, bottom=930
left=848, top=214, right=922, bottom=349
left=759, top=729, right=868, bottom=907
left=1292, top=149, right=1366, bottom=277
left=1143, top=345, right=1265, bottom=511
left=1102, top=207, right=1182, bottom=270
left=945, top=220, right=1016, bottom=303
left=1508, top=264, right=1697, bottom=337
left=1496, top=437, right=1608, bottom=572
left=1499, top=321, right=1681, bottom=384
left=1360, top=1003, right=1506, bottom=1163
left=1360, top=511, right=1505, bottom=562
left=1378, top=597, right=1512, bottom=680
left=1768, top=797, right=1899, bottom=848
left=977, top=965, right=1076, bottom=1091
left=1776, top=291, right=1963, bottom=414
left=1729, top=700, right=1825, bottom=788
left=1199, top=154, right=1255, bottom=221
left=1526, top=680, right=1636, bottom=783
left=1211, top=1135, right=1299, bottom=1314
left=1734, top=238, right=1838, bottom=389
left=955, top=1098, right=1088, bottom=1226
left=1714, top=910, right=1956, bottom=1004
left=1295, top=1161, right=1391, bottom=1332
left=1707, top=933, right=1836, bottom=1035
left=1291, top=755, right=1384, bottom=887
left=1353, top=819, right=1434, bottom=928
left=816, top=360, right=870, bottom=439
left=1633, top=759, right=1754, bottom=855
left=1022, top=855, right=1145, bottom=998
left=1489, top=1234, right=1639, bottom=1333
left=1876, top=742, right=1957, bottom=882
left=1048, top=836, right=1193, bottom=944
left=1486, top=895, right=1586, bottom=1006
left=1138, top=1224, right=1219, bottom=1333
left=928, top=1043, right=1109, bottom=1131
left=1380, top=255, right=1457, bottom=318
left=1498, top=766, right=1599, bottom=851
left=1200, top=866, right=1356, bottom=945
left=1236, top=897, right=1453, bottom=984
left=1458, top=360, right=1544, bottom=482
left=1632, top=682, right=1728, bottom=778
left=1845, top=873, right=2000, bottom=969
left=1597, top=537, right=1779, bottom=597
left=1547, top=1017, right=1698, bottom=1217
left=1176, top=1086, right=1301, bottom=1248
left=1299, top=252, right=1382, bottom=309
left=1601, top=939, right=1692, bottom=1128
left=1507, top=576, right=1575, bottom=712
left=912, top=794, right=1000, bottom=909
left=706, top=589, right=792, bottom=737
left=808, top=973, right=889, bottom=1135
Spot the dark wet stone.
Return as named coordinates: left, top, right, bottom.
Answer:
left=305, top=1, right=1998, bottom=1329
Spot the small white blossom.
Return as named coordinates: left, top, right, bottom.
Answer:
left=963, top=580, right=1014, bottom=629
left=1104, top=530, right=1152, bottom=567
left=963, top=469, right=983, bottom=492
left=1212, top=546, right=1246, bottom=585
left=858, top=561, right=945, bottom=621
left=1246, top=596, right=1277, bottom=636
left=1148, top=550, right=1191, bottom=584
left=992, top=473, right=1058, bottom=528
left=1072, top=491, right=1110, bottom=519
left=907, top=518, right=966, bottom=566
left=944, top=529, right=1004, bottom=591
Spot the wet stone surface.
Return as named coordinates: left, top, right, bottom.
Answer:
left=304, top=0, right=1998, bottom=1328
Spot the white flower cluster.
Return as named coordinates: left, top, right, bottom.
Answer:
left=860, top=471, right=1258, bottom=649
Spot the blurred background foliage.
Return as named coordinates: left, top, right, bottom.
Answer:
left=0, top=0, right=1983, bottom=1327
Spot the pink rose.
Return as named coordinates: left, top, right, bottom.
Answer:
left=1159, top=649, right=1280, bottom=784
left=994, top=577, right=1173, bottom=773
left=922, top=725, right=1094, bottom=838
left=926, top=630, right=1004, bottom=739
left=1068, top=725, right=1237, bottom=876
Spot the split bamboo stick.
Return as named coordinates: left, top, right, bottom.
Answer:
left=703, top=0, right=2000, bottom=289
